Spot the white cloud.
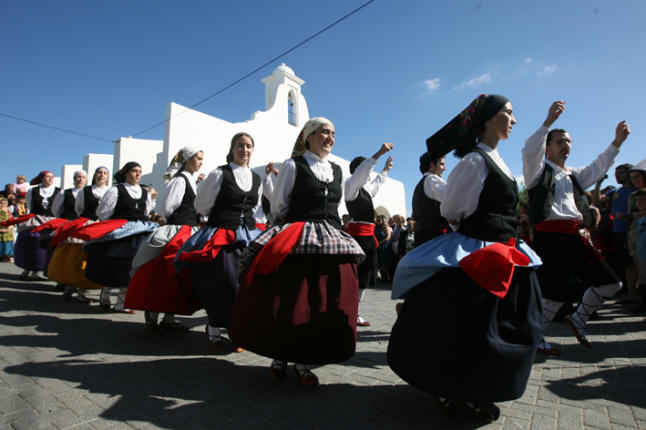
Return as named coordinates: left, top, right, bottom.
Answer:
left=424, top=78, right=441, bottom=92
left=537, top=63, right=558, bottom=76
left=524, top=57, right=533, bottom=64
left=453, top=73, right=492, bottom=90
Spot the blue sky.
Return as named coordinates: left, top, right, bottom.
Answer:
left=2, top=0, right=645, bottom=213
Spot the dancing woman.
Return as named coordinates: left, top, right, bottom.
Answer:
left=83, top=162, right=157, bottom=312
left=229, top=117, right=365, bottom=386
left=14, top=171, right=60, bottom=280
left=126, top=147, right=204, bottom=331
left=175, top=133, right=272, bottom=349
left=388, top=95, right=542, bottom=422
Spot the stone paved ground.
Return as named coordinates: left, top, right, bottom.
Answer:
left=1, top=261, right=645, bottom=430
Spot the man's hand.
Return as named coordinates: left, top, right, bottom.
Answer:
left=543, top=101, right=565, bottom=128
left=383, top=156, right=394, bottom=173
left=373, top=142, right=394, bottom=160
left=612, top=121, right=631, bottom=147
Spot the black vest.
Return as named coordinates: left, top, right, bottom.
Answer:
left=285, top=155, right=342, bottom=229
left=458, top=149, right=519, bottom=242
left=111, top=184, right=148, bottom=221
left=412, top=175, right=449, bottom=247
left=527, top=164, right=594, bottom=228
left=80, top=186, right=100, bottom=220
left=346, top=188, right=375, bottom=223
left=166, top=173, right=198, bottom=226
left=60, top=189, right=79, bottom=219
left=207, top=165, right=260, bottom=230
left=30, top=186, right=60, bottom=216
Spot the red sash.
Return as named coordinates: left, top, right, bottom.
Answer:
left=535, top=219, right=581, bottom=235
left=345, top=222, right=378, bottom=248
left=72, top=219, right=129, bottom=241
left=458, top=238, right=530, bottom=299
left=0, top=213, right=34, bottom=227
left=255, top=223, right=267, bottom=231
left=31, top=218, right=67, bottom=232
left=176, top=228, right=236, bottom=262
left=50, top=217, right=89, bottom=247
left=245, top=222, right=305, bottom=286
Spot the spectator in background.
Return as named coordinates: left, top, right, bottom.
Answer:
left=633, top=189, right=646, bottom=313
left=375, top=214, right=392, bottom=281
left=601, top=163, right=637, bottom=302
left=14, top=175, right=28, bottom=196
left=397, top=217, right=416, bottom=258
left=0, top=197, right=14, bottom=262
left=626, top=160, right=646, bottom=308
left=1, top=184, right=16, bottom=199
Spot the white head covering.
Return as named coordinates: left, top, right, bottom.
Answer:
left=631, top=157, right=646, bottom=173
left=163, top=146, right=202, bottom=183
left=73, top=169, right=87, bottom=178
left=291, top=117, right=333, bottom=157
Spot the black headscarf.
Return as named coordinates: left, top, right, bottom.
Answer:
left=426, top=94, right=509, bottom=159
left=114, top=162, right=141, bottom=184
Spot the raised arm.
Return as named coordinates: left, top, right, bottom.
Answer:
left=522, top=101, right=565, bottom=188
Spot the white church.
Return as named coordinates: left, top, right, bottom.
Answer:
left=60, top=64, right=406, bottom=217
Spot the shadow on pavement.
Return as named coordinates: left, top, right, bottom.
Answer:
left=545, top=365, right=646, bottom=409
left=6, top=358, right=492, bottom=430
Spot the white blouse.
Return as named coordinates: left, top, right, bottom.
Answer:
left=96, top=183, right=155, bottom=221
left=272, top=150, right=341, bottom=218
left=25, top=184, right=57, bottom=212
left=75, top=184, right=110, bottom=216
left=194, top=162, right=272, bottom=221
left=51, top=187, right=83, bottom=218
left=441, top=142, right=514, bottom=224
left=160, top=171, right=198, bottom=220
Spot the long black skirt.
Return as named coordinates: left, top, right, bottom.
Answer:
left=189, top=243, right=243, bottom=328
left=387, top=267, right=542, bottom=402
left=84, top=234, right=149, bottom=287
left=352, top=235, right=378, bottom=290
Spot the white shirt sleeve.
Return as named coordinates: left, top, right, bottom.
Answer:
left=160, top=176, right=187, bottom=220
left=570, top=144, right=620, bottom=189
left=262, top=173, right=274, bottom=200
left=440, top=152, right=488, bottom=223
left=271, top=159, right=297, bottom=218
left=424, top=174, right=447, bottom=202
left=365, top=171, right=388, bottom=198
left=96, top=186, right=118, bottom=220
left=344, top=157, right=377, bottom=201
left=51, top=192, right=65, bottom=217
left=194, top=168, right=224, bottom=217
left=522, top=125, right=550, bottom=189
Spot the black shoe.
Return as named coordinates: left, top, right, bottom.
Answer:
left=462, top=401, right=500, bottom=423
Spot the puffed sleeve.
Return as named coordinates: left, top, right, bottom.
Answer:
left=194, top=168, right=223, bottom=217
left=96, top=186, right=119, bottom=220
left=160, top=176, right=187, bottom=220
left=271, top=159, right=297, bottom=218
left=440, top=152, right=488, bottom=224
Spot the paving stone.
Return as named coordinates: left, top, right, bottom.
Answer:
left=1, top=262, right=646, bottom=429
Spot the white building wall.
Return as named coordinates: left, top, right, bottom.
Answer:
left=113, top=138, right=163, bottom=190
left=83, top=154, right=114, bottom=187
left=56, top=64, right=406, bottom=217
left=61, top=164, right=83, bottom=189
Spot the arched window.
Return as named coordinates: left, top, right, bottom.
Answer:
left=288, top=91, right=296, bottom=126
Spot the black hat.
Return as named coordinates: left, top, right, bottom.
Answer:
left=426, top=94, right=509, bottom=159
